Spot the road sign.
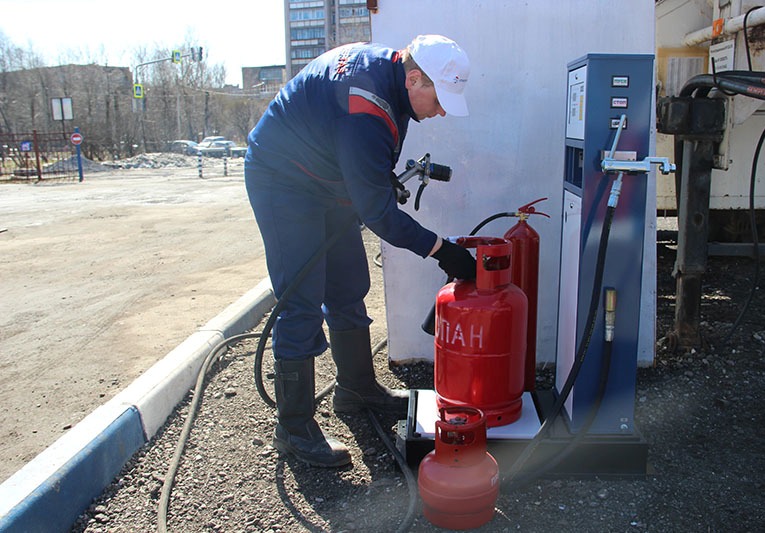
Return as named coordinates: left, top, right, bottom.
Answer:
left=70, top=132, right=83, bottom=145
left=133, top=84, right=144, bottom=99
left=172, top=50, right=182, bottom=64
left=51, top=97, right=73, bottom=121
left=20, top=140, right=33, bottom=152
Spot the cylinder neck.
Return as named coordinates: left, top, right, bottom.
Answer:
left=434, top=407, right=488, bottom=464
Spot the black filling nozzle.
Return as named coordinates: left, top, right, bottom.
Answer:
left=421, top=304, right=437, bottom=335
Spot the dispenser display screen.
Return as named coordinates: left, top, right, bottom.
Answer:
left=566, top=65, right=587, bottom=140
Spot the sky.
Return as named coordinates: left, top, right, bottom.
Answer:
left=0, top=0, right=286, bottom=87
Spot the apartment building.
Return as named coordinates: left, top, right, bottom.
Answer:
left=285, top=0, right=372, bottom=78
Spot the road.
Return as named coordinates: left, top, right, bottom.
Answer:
left=0, top=164, right=267, bottom=482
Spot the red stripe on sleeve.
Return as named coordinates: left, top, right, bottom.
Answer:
left=348, top=94, right=399, bottom=147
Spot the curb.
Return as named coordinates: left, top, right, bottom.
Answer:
left=0, top=278, right=275, bottom=533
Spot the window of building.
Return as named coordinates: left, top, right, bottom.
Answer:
left=291, top=27, right=326, bottom=40
left=289, top=8, right=325, bottom=21
left=339, top=7, right=369, bottom=17
left=291, top=47, right=323, bottom=59
left=259, top=68, right=283, bottom=81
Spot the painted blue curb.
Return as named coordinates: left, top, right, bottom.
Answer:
left=0, top=407, right=145, bottom=533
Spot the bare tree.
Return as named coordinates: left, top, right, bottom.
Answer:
left=0, top=33, right=280, bottom=158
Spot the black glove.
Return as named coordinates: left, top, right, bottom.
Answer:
left=432, top=240, right=476, bottom=280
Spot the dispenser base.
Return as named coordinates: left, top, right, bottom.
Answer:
left=397, top=389, right=649, bottom=479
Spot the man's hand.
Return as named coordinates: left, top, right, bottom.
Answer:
left=432, top=240, right=476, bottom=280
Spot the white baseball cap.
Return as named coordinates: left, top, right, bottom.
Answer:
left=409, top=34, right=470, bottom=116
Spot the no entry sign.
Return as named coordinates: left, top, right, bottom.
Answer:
left=70, top=132, right=83, bottom=145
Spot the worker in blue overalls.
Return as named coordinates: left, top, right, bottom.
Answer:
left=245, top=35, right=475, bottom=468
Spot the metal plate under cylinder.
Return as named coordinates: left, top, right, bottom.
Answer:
left=397, top=389, right=650, bottom=478
left=398, top=389, right=540, bottom=470
left=413, top=389, right=540, bottom=440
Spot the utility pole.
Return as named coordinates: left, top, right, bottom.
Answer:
left=131, top=47, right=204, bottom=150
left=176, top=93, right=182, bottom=139
left=204, top=91, right=210, bottom=138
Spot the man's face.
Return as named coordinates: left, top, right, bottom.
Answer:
left=406, top=70, right=446, bottom=120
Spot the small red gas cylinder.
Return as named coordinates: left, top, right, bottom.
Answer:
left=418, top=407, right=499, bottom=530
left=435, top=237, right=528, bottom=427
left=503, top=197, right=549, bottom=391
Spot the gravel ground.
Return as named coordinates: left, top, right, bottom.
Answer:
left=71, top=224, right=765, bottom=533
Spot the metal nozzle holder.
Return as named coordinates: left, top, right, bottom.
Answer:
left=601, top=157, right=676, bottom=175
left=601, top=114, right=676, bottom=176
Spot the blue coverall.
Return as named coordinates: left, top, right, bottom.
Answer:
left=244, top=42, right=438, bottom=361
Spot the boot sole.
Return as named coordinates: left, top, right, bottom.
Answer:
left=333, top=385, right=410, bottom=416
left=332, top=400, right=366, bottom=414
left=272, top=438, right=351, bottom=468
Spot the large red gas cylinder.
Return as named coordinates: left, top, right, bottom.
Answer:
left=504, top=197, right=548, bottom=391
left=418, top=406, right=499, bottom=530
left=435, top=237, right=528, bottom=427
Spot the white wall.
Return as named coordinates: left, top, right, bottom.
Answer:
left=370, top=0, right=655, bottom=364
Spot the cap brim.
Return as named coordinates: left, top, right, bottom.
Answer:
left=437, top=90, right=469, bottom=117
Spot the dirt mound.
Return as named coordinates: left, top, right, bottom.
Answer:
left=103, top=153, right=198, bottom=170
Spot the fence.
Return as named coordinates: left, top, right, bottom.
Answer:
left=0, top=131, right=81, bottom=182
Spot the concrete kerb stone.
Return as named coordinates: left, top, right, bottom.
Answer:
left=0, top=278, right=275, bottom=533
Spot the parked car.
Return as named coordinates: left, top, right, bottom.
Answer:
left=196, top=137, right=247, bottom=158
left=197, top=136, right=226, bottom=146
left=169, top=140, right=198, bottom=155
left=228, top=143, right=248, bottom=158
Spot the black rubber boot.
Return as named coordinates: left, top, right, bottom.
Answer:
left=330, top=327, right=409, bottom=416
left=273, top=358, right=351, bottom=468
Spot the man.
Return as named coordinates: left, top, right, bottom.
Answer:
left=244, top=34, right=476, bottom=468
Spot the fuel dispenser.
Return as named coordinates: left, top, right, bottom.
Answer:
left=399, top=54, right=676, bottom=479
left=559, top=54, right=655, bottom=435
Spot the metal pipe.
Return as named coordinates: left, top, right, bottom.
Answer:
left=683, top=7, right=765, bottom=46
left=608, top=114, right=626, bottom=159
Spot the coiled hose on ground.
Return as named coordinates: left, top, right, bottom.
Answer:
left=156, top=217, right=419, bottom=533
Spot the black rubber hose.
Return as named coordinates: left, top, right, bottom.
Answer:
left=158, top=331, right=261, bottom=533
left=743, top=7, right=763, bottom=72
left=414, top=182, right=427, bottom=211
left=680, top=74, right=765, bottom=101
left=506, top=335, right=614, bottom=489
left=367, top=408, right=418, bottom=533
left=469, top=211, right=515, bottom=236
left=253, top=214, right=359, bottom=408
left=673, top=71, right=764, bottom=347
left=502, top=204, right=616, bottom=484
left=712, top=70, right=765, bottom=81
left=160, top=221, right=417, bottom=531
left=249, top=220, right=419, bottom=528
left=721, top=125, right=764, bottom=346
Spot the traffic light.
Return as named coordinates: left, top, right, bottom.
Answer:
left=191, top=46, right=203, bottom=62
